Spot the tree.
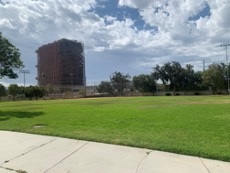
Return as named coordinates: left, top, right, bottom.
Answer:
left=0, top=83, right=6, bottom=101
left=97, top=81, right=114, bottom=95
left=152, top=61, right=205, bottom=94
left=181, top=65, right=204, bottom=91
left=0, top=32, right=24, bottom=79
left=8, top=84, right=23, bottom=100
left=110, top=71, right=131, bottom=95
left=33, top=86, right=45, bottom=99
left=152, top=61, right=184, bottom=95
left=132, top=74, right=156, bottom=94
left=25, top=86, right=33, bottom=100
left=202, top=63, right=228, bottom=94
left=25, top=86, right=45, bottom=100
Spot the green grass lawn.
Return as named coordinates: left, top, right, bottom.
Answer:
left=0, top=96, right=230, bottom=161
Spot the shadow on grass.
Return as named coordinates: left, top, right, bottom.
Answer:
left=0, top=111, right=44, bottom=121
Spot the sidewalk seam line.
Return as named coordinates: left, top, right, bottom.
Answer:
left=0, top=166, right=27, bottom=173
left=1, top=139, right=56, bottom=165
left=135, top=150, right=152, bottom=173
left=200, top=158, right=211, bottom=173
left=44, top=141, right=90, bottom=173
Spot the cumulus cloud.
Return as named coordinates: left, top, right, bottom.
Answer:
left=136, top=1, right=228, bottom=62
left=0, top=0, right=229, bottom=85
left=0, top=0, right=99, bottom=85
left=118, top=0, right=154, bottom=9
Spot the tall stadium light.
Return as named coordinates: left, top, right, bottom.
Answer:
left=19, top=69, right=30, bottom=88
left=220, top=44, right=230, bottom=94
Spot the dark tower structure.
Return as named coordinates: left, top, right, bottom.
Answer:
left=36, top=39, right=85, bottom=88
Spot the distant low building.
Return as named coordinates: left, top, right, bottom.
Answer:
left=36, top=39, right=86, bottom=89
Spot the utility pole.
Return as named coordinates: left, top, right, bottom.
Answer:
left=19, top=69, right=30, bottom=88
left=220, top=44, right=230, bottom=94
left=203, top=59, right=205, bottom=71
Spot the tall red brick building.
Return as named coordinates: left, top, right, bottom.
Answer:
left=36, top=39, right=85, bottom=88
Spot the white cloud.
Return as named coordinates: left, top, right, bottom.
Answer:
left=0, top=0, right=229, bottom=86
left=118, top=0, right=156, bottom=9
left=136, top=0, right=230, bottom=62
left=0, top=0, right=99, bottom=85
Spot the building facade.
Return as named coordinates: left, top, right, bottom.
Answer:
left=36, top=39, right=85, bottom=88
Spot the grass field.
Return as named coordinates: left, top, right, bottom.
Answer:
left=0, top=96, right=230, bottom=161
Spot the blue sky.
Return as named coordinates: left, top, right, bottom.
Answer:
left=0, top=0, right=230, bottom=86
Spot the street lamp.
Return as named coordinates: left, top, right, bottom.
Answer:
left=220, top=44, right=230, bottom=94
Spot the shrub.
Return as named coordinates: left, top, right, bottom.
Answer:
left=166, top=93, right=171, bottom=96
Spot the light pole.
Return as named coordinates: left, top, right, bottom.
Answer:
left=220, top=44, right=230, bottom=94
left=19, top=69, right=30, bottom=88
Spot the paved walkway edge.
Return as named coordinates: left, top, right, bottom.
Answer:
left=0, top=131, right=229, bottom=173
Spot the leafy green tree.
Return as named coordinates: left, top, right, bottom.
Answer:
left=153, top=61, right=205, bottom=93
left=202, top=63, right=228, bottom=94
left=8, top=84, right=23, bottom=100
left=0, top=83, right=6, bottom=101
left=97, top=81, right=114, bottom=95
left=33, top=86, right=45, bottom=99
left=152, top=61, right=184, bottom=95
left=132, top=74, right=156, bottom=93
left=25, top=86, right=34, bottom=100
left=0, top=33, right=24, bottom=79
left=110, top=71, right=131, bottom=95
left=181, top=65, right=205, bottom=91
left=25, top=86, right=45, bottom=100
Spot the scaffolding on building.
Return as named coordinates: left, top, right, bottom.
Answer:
left=36, top=38, right=86, bottom=91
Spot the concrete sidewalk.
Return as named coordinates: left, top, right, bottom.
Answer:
left=0, top=131, right=229, bottom=173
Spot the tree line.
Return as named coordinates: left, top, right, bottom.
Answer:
left=0, top=84, right=45, bottom=101
left=1, top=32, right=229, bottom=97
left=0, top=33, right=45, bottom=100
left=97, top=61, right=230, bottom=96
